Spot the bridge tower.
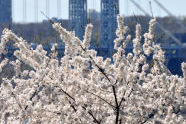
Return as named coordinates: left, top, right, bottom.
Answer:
left=69, top=0, right=87, bottom=40
left=0, top=0, right=12, bottom=23
left=99, top=0, right=119, bottom=56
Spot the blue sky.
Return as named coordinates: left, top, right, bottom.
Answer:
left=13, top=0, right=186, bottom=23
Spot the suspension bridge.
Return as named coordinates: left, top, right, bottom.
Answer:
left=0, top=0, right=186, bottom=75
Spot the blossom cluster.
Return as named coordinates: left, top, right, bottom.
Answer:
left=0, top=15, right=185, bottom=124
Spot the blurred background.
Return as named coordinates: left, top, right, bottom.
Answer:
left=0, top=0, right=186, bottom=76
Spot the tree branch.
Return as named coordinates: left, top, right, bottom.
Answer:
left=112, top=85, right=120, bottom=124
left=55, top=86, right=101, bottom=124
left=85, top=90, right=115, bottom=108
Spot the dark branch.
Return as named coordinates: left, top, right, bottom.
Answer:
left=112, top=86, right=120, bottom=124
left=56, top=86, right=101, bottom=124
left=58, top=88, right=75, bottom=101
left=118, top=97, right=125, bottom=107
left=141, top=109, right=157, bottom=124
left=85, top=90, right=115, bottom=108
